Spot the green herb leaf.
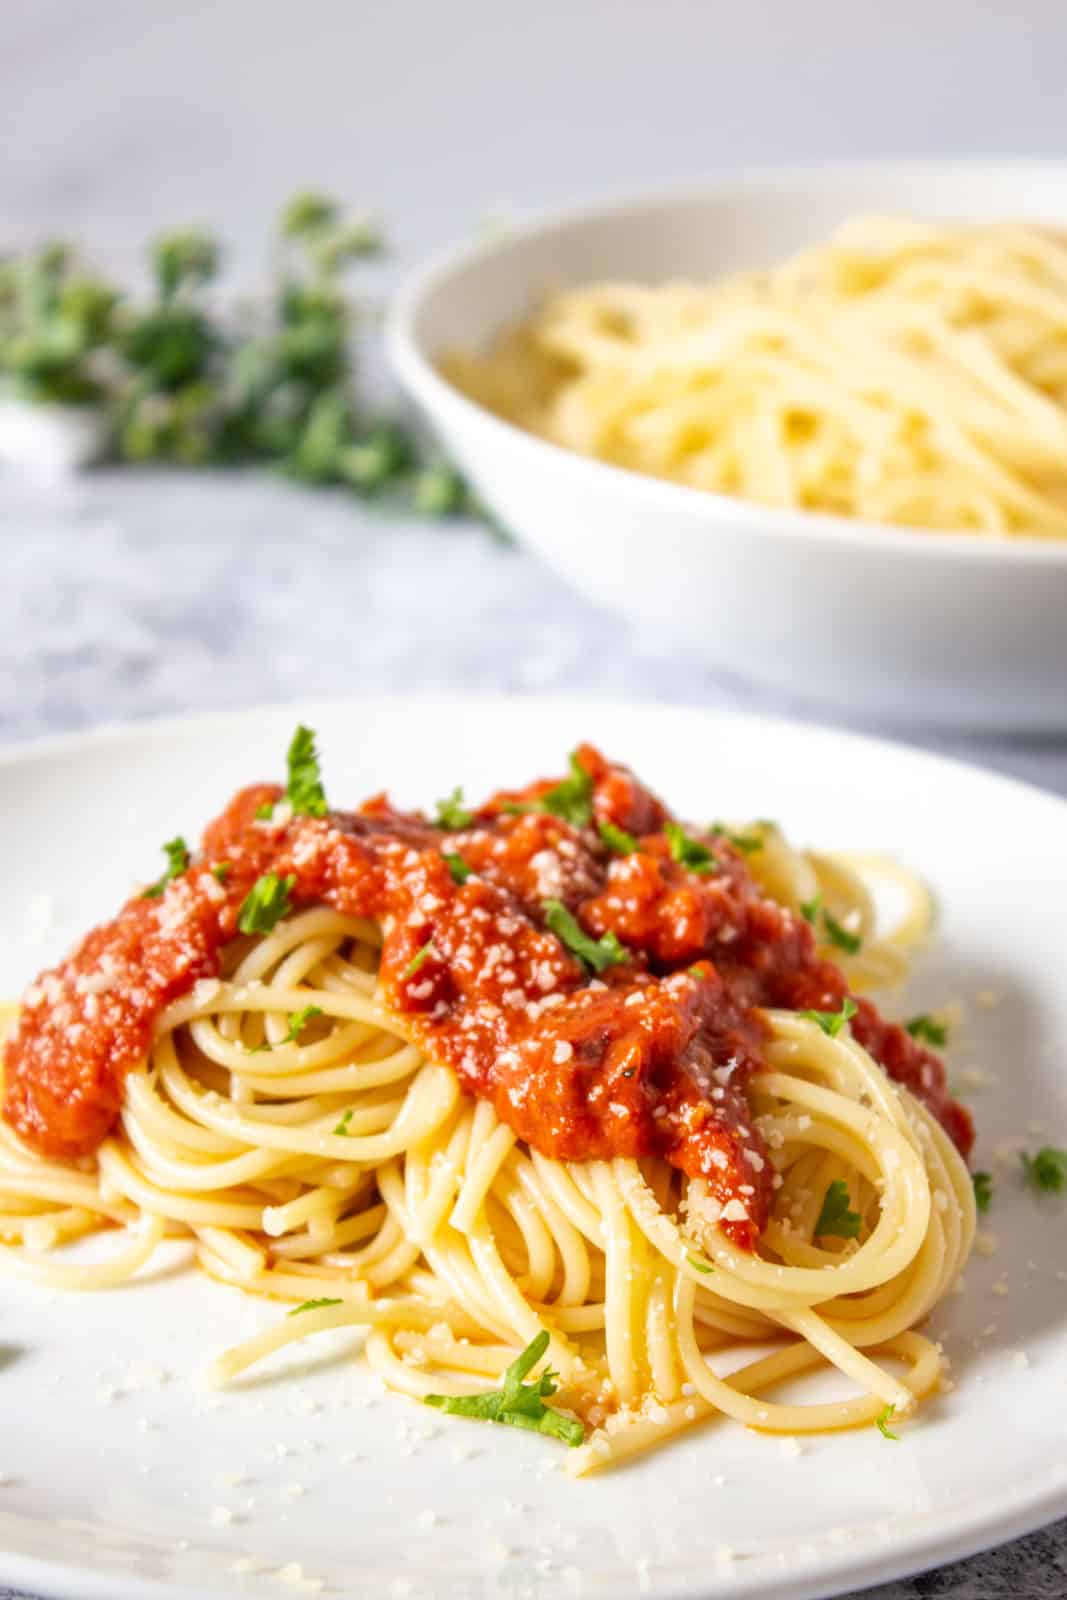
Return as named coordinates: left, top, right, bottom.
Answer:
left=875, top=1404, right=900, bottom=1441
left=443, top=851, right=471, bottom=885
left=423, top=1330, right=584, bottom=1448
left=434, top=787, right=474, bottom=830
left=799, top=997, right=858, bottom=1038
left=287, top=1297, right=344, bottom=1316
left=1021, top=1146, right=1067, bottom=1194
left=598, top=820, right=638, bottom=856
left=251, top=1005, right=324, bottom=1054
left=210, top=861, right=231, bottom=882
left=822, top=910, right=862, bottom=955
left=800, top=894, right=822, bottom=925
left=536, top=751, right=595, bottom=828
left=142, top=836, right=191, bottom=898
left=664, top=822, right=716, bottom=875
left=543, top=900, right=627, bottom=974
left=402, top=940, right=436, bottom=980
left=687, top=1254, right=715, bottom=1274
left=815, top=1178, right=862, bottom=1240
left=710, top=822, right=763, bottom=855
left=237, top=872, right=296, bottom=935
left=255, top=801, right=275, bottom=820
left=286, top=724, right=327, bottom=817
left=906, top=1014, right=949, bottom=1048
left=972, top=1171, right=993, bottom=1213
left=333, top=1109, right=354, bottom=1137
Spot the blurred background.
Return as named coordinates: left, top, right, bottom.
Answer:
left=3, top=0, right=1067, bottom=760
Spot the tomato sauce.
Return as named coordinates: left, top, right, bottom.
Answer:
left=1, top=744, right=972, bottom=1249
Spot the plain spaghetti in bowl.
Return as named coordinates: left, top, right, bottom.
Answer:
left=0, top=725, right=976, bottom=1474
left=444, top=215, right=1067, bottom=540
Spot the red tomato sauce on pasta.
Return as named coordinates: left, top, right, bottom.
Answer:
left=1, top=744, right=972, bottom=1249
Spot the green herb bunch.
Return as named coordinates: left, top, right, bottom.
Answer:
left=0, top=193, right=473, bottom=517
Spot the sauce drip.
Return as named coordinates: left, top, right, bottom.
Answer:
left=1, top=744, right=972, bottom=1249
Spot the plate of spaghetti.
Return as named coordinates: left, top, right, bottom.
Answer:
left=1, top=696, right=1065, bottom=1600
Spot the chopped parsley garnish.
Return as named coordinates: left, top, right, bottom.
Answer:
left=815, top=1179, right=862, bottom=1240
left=972, top=1171, right=993, bottom=1213
left=710, top=822, right=763, bottom=855
left=333, top=1109, right=354, bottom=1136
left=800, top=894, right=821, bottom=925
left=505, top=750, right=595, bottom=828
left=443, top=851, right=471, bottom=885
left=210, top=861, right=231, bottom=882
left=537, top=751, right=594, bottom=827
left=875, top=1404, right=900, bottom=1441
left=237, top=872, right=296, bottom=934
left=434, top=786, right=474, bottom=830
left=822, top=910, right=863, bottom=955
left=543, top=900, right=627, bottom=974
left=285, top=724, right=328, bottom=817
left=251, top=1005, right=323, bottom=1053
left=255, top=801, right=275, bottom=820
left=906, top=1013, right=949, bottom=1048
left=598, top=820, right=638, bottom=856
left=402, top=940, right=436, bottom=980
left=664, top=822, right=716, bottom=875
left=142, top=836, right=191, bottom=898
left=1021, top=1146, right=1067, bottom=1194
left=799, top=997, right=858, bottom=1038
left=687, top=1254, right=714, bottom=1274
left=287, top=1297, right=343, bottom=1316
left=424, top=1330, right=584, bottom=1447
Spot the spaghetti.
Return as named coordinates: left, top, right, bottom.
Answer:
left=0, top=732, right=975, bottom=1471
left=444, top=216, right=1067, bottom=539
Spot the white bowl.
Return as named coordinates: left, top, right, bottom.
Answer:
left=387, top=161, right=1067, bottom=731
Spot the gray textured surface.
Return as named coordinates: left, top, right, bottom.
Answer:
left=3, top=0, right=1067, bottom=1592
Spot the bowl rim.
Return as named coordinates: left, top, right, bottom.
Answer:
left=387, top=157, right=1067, bottom=566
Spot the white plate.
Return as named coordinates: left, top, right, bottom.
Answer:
left=1, top=695, right=1066, bottom=1600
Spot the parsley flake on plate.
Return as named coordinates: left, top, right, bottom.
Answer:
left=815, top=1179, right=862, bottom=1240
left=906, top=1013, right=949, bottom=1047
left=972, top=1171, right=993, bottom=1213
left=822, top=910, right=863, bottom=955
left=237, top=872, right=296, bottom=935
left=288, top=1297, right=343, bottom=1316
left=664, top=821, right=716, bottom=875
left=434, top=786, right=474, bottom=830
left=598, top=820, right=638, bottom=856
left=250, top=1005, right=323, bottom=1053
left=875, top=1404, right=900, bottom=1440
left=1021, top=1146, right=1067, bottom=1194
left=543, top=900, right=626, bottom=974
left=443, top=851, right=471, bottom=885
left=142, top=836, right=191, bottom=899
left=424, top=1330, right=584, bottom=1448
left=798, top=998, right=858, bottom=1038
left=402, top=940, right=436, bottom=980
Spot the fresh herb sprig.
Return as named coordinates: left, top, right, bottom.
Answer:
left=424, top=1330, right=584, bottom=1447
left=0, top=195, right=477, bottom=523
left=543, top=900, right=626, bottom=974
